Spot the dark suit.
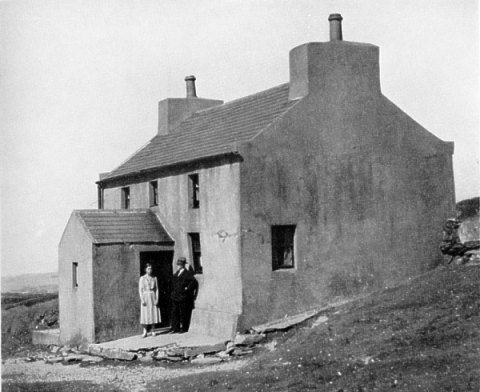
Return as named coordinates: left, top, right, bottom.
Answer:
left=170, top=268, right=195, bottom=332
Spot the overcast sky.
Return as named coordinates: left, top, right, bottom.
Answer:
left=1, top=0, right=478, bottom=277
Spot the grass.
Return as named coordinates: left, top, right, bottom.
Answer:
left=151, top=265, right=480, bottom=391
left=1, top=294, right=58, bottom=358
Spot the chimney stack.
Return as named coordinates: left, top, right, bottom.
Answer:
left=185, top=75, right=197, bottom=98
left=328, top=13, right=343, bottom=41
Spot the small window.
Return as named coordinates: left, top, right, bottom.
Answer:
left=271, top=225, right=296, bottom=270
left=188, top=174, right=200, bottom=209
left=149, top=181, right=158, bottom=206
left=188, top=233, right=202, bottom=274
left=121, top=187, right=130, bottom=209
left=72, top=262, right=79, bottom=288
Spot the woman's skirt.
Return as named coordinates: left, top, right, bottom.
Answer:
left=140, top=291, right=161, bottom=325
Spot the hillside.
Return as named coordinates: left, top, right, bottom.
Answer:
left=156, top=265, right=480, bottom=391
left=1, top=272, right=58, bottom=293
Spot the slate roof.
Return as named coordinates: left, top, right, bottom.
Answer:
left=101, top=83, right=297, bottom=181
left=75, top=210, right=173, bottom=244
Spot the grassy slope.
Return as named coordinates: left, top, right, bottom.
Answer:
left=2, top=297, right=59, bottom=357
left=155, top=265, right=480, bottom=392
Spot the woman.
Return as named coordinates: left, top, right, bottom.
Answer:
left=139, top=264, right=161, bottom=337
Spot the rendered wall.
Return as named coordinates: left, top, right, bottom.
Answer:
left=58, top=214, right=95, bottom=344
left=103, top=182, right=148, bottom=209
left=101, top=162, right=242, bottom=339
left=237, top=43, right=455, bottom=329
left=92, top=244, right=140, bottom=341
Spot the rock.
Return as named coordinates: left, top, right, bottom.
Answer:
left=231, top=348, right=253, bottom=356
left=165, top=356, right=183, bottom=362
left=183, top=343, right=226, bottom=358
left=78, top=343, right=90, bottom=353
left=263, top=340, right=277, bottom=352
left=63, top=355, right=84, bottom=362
left=216, top=351, right=231, bottom=358
left=139, top=355, right=154, bottom=363
left=225, top=342, right=235, bottom=354
left=234, top=333, right=265, bottom=346
left=101, top=348, right=137, bottom=361
left=191, top=357, right=223, bottom=365
left=154, top=351, right=168, bottom=360
left=88, top=344, right=103, bottom=356
left=81, top=356, right=104, bottom=363
left=45, top=356, right=64, bottom=364
left=312, top=316, right=329, bottom=328
left=252, top=309, right=320, bottom=333
left=166, top=347, right=184, bottom=357
left=50, top=346, right=60, bottom=354
left=60, top=346, right=72, bottom=354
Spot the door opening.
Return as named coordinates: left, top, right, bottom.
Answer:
left=139, top=251, right=173, bottom=328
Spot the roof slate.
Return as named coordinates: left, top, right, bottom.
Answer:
left=101, top=83, right=296, bottom=181
left=75, top=210, right=172, bottom=244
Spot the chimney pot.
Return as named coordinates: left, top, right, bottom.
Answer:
left=185, top=75, right=197, bottom=98
left=328, top=13, right=343, bottom=41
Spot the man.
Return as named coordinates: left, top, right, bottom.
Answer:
left=170, top=257, right=195, bottom=333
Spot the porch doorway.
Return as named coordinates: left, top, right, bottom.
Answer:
left=139, top=251, right=173, bottom=328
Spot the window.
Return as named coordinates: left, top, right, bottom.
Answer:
left=188, top=174, right=200, bottom=209
left=149, top=181, right=158, bottom=206
left=271, top=225, right=296, bottom=270
left=188, top=233, right=202, bottom=274
left=121, top=187, right=130, bottom=209
left=72, top=262, right=79, bottom=288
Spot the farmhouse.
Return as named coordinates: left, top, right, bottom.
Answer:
left=59, top=14, right=455, bottom=345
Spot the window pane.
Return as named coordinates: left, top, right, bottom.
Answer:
left=188, top=174, right=199, bottom=209
left=150, top=181, right=158, bottom=206
left=272, top=225, right=295, bottom=270
left=188, top=233, right=202, bottom=274
left=121, top=187, right=130, bottom=209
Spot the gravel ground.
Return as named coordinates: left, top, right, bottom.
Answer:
left=2, top=357, right=249, bottom=392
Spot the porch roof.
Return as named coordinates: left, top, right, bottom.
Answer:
left=75, top=209, right=173, bottom=244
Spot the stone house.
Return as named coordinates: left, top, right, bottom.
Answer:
left=59, top=14, right=455, bottom=345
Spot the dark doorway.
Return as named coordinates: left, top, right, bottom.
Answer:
left=140, top=251, right=173, bottom=327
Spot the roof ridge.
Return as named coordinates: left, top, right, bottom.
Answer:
left=191, top=83, right=289, bottom=115
left=100, top=82, right=293, bottom=182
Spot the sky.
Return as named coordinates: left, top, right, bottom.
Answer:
left=1, top=0, right=478, bottom=277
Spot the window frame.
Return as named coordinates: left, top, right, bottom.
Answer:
left=271, top=225, right=296, bottom=271
left=121, top=187, right=130, bottom=209
left=188, top=174, right=200, bottom=209
left=72, top=262, right=79, bottom=288
left=149, top=181, right=158, bottom=207
left=188, top=232, right=202, bottom=274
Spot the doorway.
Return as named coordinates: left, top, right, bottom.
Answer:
left=139, top=251, right=173, bottom=327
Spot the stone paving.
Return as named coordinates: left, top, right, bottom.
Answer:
left=94, top=327, right=227, bottom=352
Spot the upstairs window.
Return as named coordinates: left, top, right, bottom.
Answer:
left=271, top=225, right=296, bottom=270
left=121, top=187, right=130, bottom=209
left=188, top=233, right=202, bottom=274
left=72, top=262, right=79, bottom=288
left=188, top=174, right=200, bottom=209
left=149, top=181, right=158, bottom=206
